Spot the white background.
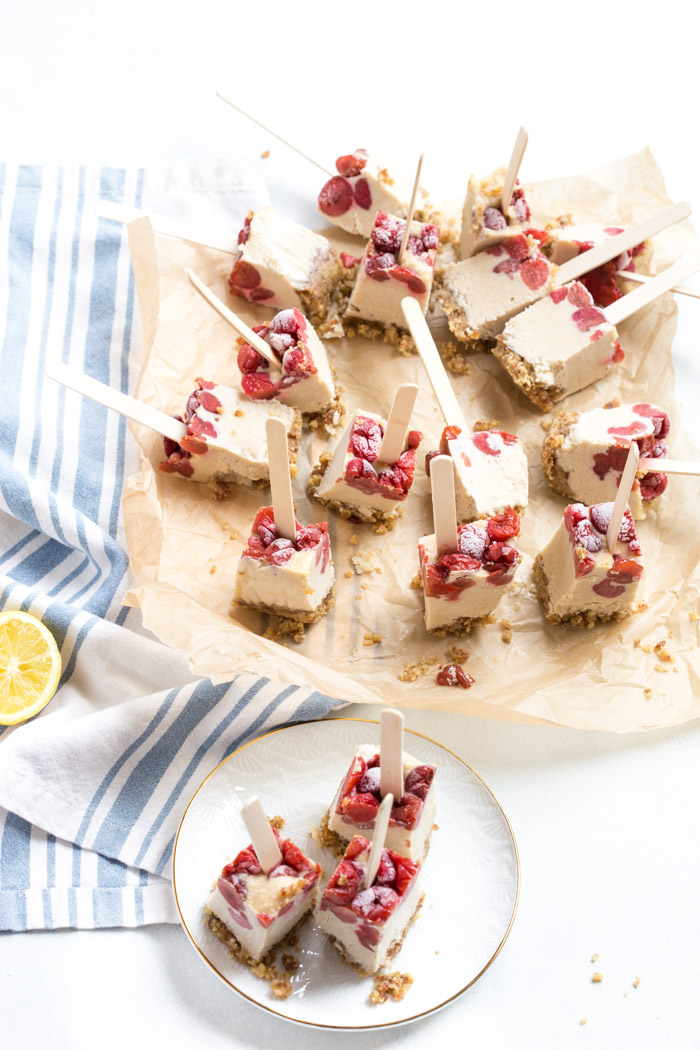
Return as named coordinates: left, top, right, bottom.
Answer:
left=3, top=1, right=700, bottom=1046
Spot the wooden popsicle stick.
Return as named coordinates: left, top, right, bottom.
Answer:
left=398, top=151, right=424, bottom=264
left=97, top=201, right=240, bottom=256
left=500, top=127, right=528, bottom=216
left=606, top=442, right=640, bottom=554
left=380, top=708, right=405, bottom=801
left=378, top=383, right=419, bottom=464
left=431, top=455, right=459, bottom=556
left=265, top=418, right=296, bottom=542
left=240, top=796, right=283, bottom=875
left=606, top=252, right=700, bottom=326
left=186, top=269, right=279, bottom=369
left=400, top=297, right=466, bottom=429
left=616, top=269, right=700, bottom=302
left=558, top=201, right=692, bottom=285
left=362, top=792, right=394, bottom=891
left=216, top=91, right=333, bottom=176
left=45, top=359, right=186, bottom=445
left=639, top=458, right=700, bottom=476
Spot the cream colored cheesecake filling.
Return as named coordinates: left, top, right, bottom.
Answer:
left=445, top=431, right=529, bottom=522
left=547, top=222, right=627, bottom=265
left=418, top=530, right=518, bottom=630
left=440, top=233, right=555, bottom=340
left=553, top=404, right=659, bottom=517
left=498, top=284, right=620, bottom=399
left=234, top=544, right=334, bottom=613
left=186, top=385, right=297, bottom=485
left=460, top=166, right=529, bottom=258
left=319, top=152, right=413, bottom=238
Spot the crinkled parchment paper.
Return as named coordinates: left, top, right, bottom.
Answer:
left=122, top=149, right=700, bottom=732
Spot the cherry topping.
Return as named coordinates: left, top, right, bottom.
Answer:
left=350, top=416, right=383, bottom=460
left=483, top=206, right=507, bottom=230
left=592, top=578, right=626, bottom=599
left=241, top=372, right=276, bottom=399
left=394, top=856, right=419, bottom=896
left=640, top=471, right=668, bottom=500
left=342, top=793, right=380, bottom=822
left=520, top=257, right=550, bottom=290
left=550, top=287, right=568, bottom=304
left=353, top=179, right=372, bottom=210
left=352, top=886, right=399, bottom=922
left=230, top=260, right=261, bottom=290
left=403, top=765, right=435, bottom=800
left=340, top=252, right=360, bottom=268
left=324, top=860, right=362, bottom=906
left=436, top=664, right=474, bottom=688
left=571, top=306, right=607, bottom=332
left=487, top=507, right=520, bottom=541
left=336, top=151, right=367, bottom=177
left=364, top=253, right=394, bottom=282
left=457, top=523, right=489, bottom=561
left=374, top=851, right=396, bottom=886
left=318, top=176, right=354, bottom=217
left=391, top=793, right=422, bottom=829
left=356, top=766, right=381, bottom=796
left=633, top=403, right=671, bottom=439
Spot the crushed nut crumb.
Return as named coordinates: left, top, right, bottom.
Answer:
left=593, top=973, right=603, bottom=983
left=282, top=954, right=300, bottom=973
left=363, top=632, right=383, bottom=646
left=633, top=977, right=640, bottom=988
left=398, top=657, right=441, bottom=682
left=591, top=953, right=599, bottom=962
left=654, top=641, right=674, bottom=662
left=410, top=573, right=422, bottom=590
left=500, top=619, right=512, bottom=643
left=369, top=971, right=413, bottom=1004
left=271, top=978, right=292, bottom=999
left=344, top=570, right=354, bottom=578
left=473, top=418, right=500, bottom=432
left=690, top=611, right=699, bottom=622
left=449, top=645, right=469, bottom=662
left=261, top=149, right=270, bottom=159
left=644, top=687, right=653, bottom=699
left=209, top=565, right=217, bottom=575
left=234, top=409, right=245, bottom=417
left=350, top=534, right=359, bottom=546
left=351, top=548, right=382, bottom=574
left=579, top=1018, right=587, bottom=1026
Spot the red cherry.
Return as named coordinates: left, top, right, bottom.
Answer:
left=503, top=234, right=530, bottom=261
left=571, top=306, right=607, bottom=332
left=352, top=886, right=399, bottom=922
left=391, top=793, right=422, bottom=829
left=566, top=282, right=592, bottom=309
left=350, top=417, right=382, bottom=460
left=336, top=152, right=367, bottom=177
left=231, top=845, right=262, bottom=875
left=375, top=850, right=396, bottom=886
left=353, top=178, right=372, bottom=210
left=342, top=793, right=380, bottom=822
left=249, top=286, right=275, bottom=302
left=394, top=856, right=419, bottom=896
left=318, top=176, right=354, bottom=217
left=520, top=257, right=550, bottom=290
left=345, top=836, right=371, bottom=861
left=487, top=507, right=521, bottom=541
left=592, top=578, right=626, bottom=599
left=324, top=860, right=362, bottom=906
left=550, top=287, right=568, bottom=304
left=364, top=253, right=394, bottom=282
left=230, top=260, right=261, bottom=290
left=458, top=523, right=489, bottom=561
left=357, top=766, right=381, bottom=796
left=404, top=765, right=435, bottom=800
left=237, top=343, right=265, bottom=374
left=483, top=206, right=507, bottom=230
left=437, top=664, right=474, bottom=688
left=242, top=373, right=276, bottom=399
left=439, top=552, right=481, bottom=573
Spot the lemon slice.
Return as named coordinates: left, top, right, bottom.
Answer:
left=0, top=611, right=62, bottom=725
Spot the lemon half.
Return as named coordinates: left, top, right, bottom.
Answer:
left=0, top=611, right=62, bottom=725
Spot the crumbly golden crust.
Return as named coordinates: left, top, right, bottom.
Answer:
left=435, top=287, right=493, bottom=350
left=345, top=318, right=417, bottom=357
left=205, top=901, right=314, bottom=996
left=370, top=971, right=414, bottom=1004
left=234, top=587, right=335, bottom=625
left=322, top=895, right=425, bottom=977
left=541, top=410, right=579, bottom=500
left=533, top=552, right=634, bottom=628
left=299, top=250, right=344, bottom=328
left=491, top=340, right=563, bottom=412
left=308, top=452, right=404, bottom=526
left=425, top=611, right=497, bottom=637
left=206, top=410, right=302, bottom=499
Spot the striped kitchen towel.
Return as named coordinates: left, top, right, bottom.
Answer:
left=0, top=161, right=345, bottom=931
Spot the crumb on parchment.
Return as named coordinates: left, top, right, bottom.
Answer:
left=363, top=632, right=382, bottom=646
left=398, top=656, right=440, bottom=682
left=351, top=548, right=382, bottom=575
left=592, top=973, right=603, bottom=983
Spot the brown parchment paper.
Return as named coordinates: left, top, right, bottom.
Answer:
left=121, top=149, right=700, bottom=732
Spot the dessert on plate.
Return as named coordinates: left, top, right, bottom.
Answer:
left=233, top=506, right=335, bottom=623
left=228, top=207, right=342, bottom=326
left=542, top=401, right=670, bottom=518
left=206, top=824, right=322, bottom=962
left=345, top=210, right=439, bottom=337
left=309, top=409, right=422, bottom=525
left=418, top=509, right=522, bottom=634
left=437, top=230, right=554, bottom=347
left=545, top=221, right=646, bottom=306
left=235, top=307, right=340, bottom=425
left=323, top=743, right=437, bottom=861
left=317, top=149, right=413, bottom=239
left=534, top=502, right=643, bottom=626
left=426, top=425, right=529, bottom=523
left=315, top=835, right=423, bottom=975
left=492, top=280, right=622, bottom=411
left=460, top=167, right=531, bottom=259
left=159, top=380, right=301, bottom=497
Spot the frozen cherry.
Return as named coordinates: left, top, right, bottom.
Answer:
left=356, top=766, right=381, bottom=796
left=436, top=664, right=474, bottom=688
left=230, top=260, right=261, bottom=290
left=487, top=507, right=520, bottom=541
left=520, top=257, right=550, bottom=290
left=318, top=176, right=354, bottom=217
left=483, top=206, right=507, bottom=230
left=336, top=151, right=367, bottom=177
left=353, top=179, right=371, bottom=210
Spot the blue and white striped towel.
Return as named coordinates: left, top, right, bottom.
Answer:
left=0, top=161, right=345, bottom=931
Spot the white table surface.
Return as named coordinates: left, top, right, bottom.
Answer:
left=3, top=2, right=700, bottom=1047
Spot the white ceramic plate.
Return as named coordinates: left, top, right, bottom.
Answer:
left=173, top=718, right=520, bottom=1030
